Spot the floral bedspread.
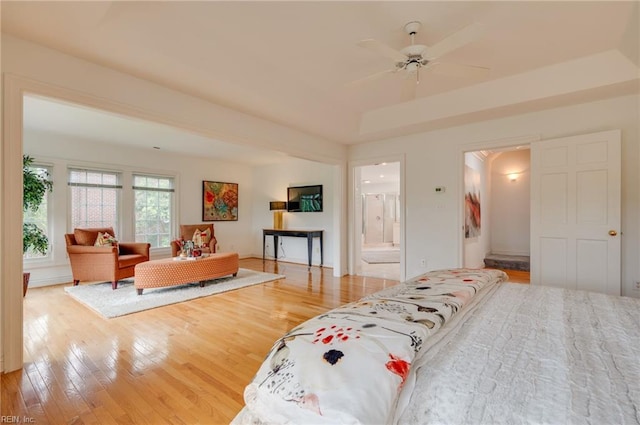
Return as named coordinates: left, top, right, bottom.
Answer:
left=235, top=268, right=508, bottom=425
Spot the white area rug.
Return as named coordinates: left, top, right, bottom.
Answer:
left=64, top=268, right=284, bottom=319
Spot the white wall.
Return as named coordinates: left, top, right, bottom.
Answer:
left=349, top=94, right=639, bottom=298
left=490, top=149, right=531, bottom=256
left=251, top=159, right=335, bottom=267
left=463, top=152, right=491, bottom=268
left=23, top=129, right=258, bottom=287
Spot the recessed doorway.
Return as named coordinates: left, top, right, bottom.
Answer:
left=462, top=147, right=531, bottom=282
left=354, top=161, right=401, bottom=281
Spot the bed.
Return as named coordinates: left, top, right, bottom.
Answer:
left=232, top=268, right=640, bottom=424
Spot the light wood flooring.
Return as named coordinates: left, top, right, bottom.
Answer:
left=503, top=269, right=530, bottom=284
left=1, top=258, right=399, bottom=425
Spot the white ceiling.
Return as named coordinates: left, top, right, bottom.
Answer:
left=3, top=1, right=639, bottom=165
left=23, top=95, right=290, bottom=166
left=360, top=161, right=400, bottom=186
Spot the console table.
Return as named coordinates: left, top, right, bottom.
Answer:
left=263, top=229, right=323, bottom=267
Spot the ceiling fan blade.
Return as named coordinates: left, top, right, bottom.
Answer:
left=429, top=61, right=490, bottom=79
left=424, top=22, right=484, bottom=60
left=346, top=68, right=397, bottom=87
left=358, top=39, right=408, bottom=63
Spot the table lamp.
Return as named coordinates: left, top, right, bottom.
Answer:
left=269, top=201, right=287, bottom=229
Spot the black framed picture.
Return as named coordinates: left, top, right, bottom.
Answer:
left=287, top=185, right=323, bottom=212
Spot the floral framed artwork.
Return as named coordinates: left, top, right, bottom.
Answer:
left=202, top=181, right=238, bottom=221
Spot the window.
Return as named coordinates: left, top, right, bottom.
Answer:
left=133, top=174, right=174, bottom=248
left=23, top=164, right=51, bottom=259
left=68, top=168, right=121, bottom=229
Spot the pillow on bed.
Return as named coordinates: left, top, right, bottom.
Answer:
left=244, top=312, right=420, bottom=424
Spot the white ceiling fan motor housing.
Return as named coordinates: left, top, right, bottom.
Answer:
left=401, top=44, right=427, bottom=56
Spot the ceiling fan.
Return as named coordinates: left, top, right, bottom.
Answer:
left=356, top=21, right=489, bottom=85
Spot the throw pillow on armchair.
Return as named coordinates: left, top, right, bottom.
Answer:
left=192, top=228, right=212, bottom=248
left=171, top=224, right=217, bottom=257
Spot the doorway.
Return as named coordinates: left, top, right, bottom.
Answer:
left=462, top=147, right=531, bottom=281
left=462, top=130, right=622, bottom=294
left=354, top=161, right=401, bottom=281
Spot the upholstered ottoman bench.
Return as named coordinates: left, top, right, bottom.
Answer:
left=134, top=252, right=239, bottom=295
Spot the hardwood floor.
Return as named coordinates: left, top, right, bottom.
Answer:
left=1, top=259, right=399, bottom=425
left=503, top=269, right=530, bottom=284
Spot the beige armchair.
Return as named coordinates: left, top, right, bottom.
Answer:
left=65, top=227, right=150, bottom=290
left=171, top=224, right=217, bottom=257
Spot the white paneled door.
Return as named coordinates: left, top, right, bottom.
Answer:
left=531, top=130, right=621, bottom=295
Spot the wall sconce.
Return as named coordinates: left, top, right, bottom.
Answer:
left=508, top=173, right=519, bottom=182
left=269, top=201, right=287, bottom=229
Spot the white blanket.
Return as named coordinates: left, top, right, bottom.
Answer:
left=400, top=283, right=640, bottom=424
left=233, top=269, right=507, bottom=425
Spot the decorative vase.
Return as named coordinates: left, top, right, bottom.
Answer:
left=23, top=272, right=30, bottom=297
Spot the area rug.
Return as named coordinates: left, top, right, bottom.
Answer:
left=64, top=268, right=285, bottom=319
left=361, top=249, right=400, bottom=264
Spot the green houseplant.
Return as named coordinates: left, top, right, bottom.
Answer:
left=23, top=154, right=53, bottom=296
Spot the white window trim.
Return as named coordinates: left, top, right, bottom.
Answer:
left=64, top=163, right=179, bottom=243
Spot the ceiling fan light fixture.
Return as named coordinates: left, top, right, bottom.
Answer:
left=406, top=62, right=419, bottom=73
left=354, top=19, right=486, bottom=88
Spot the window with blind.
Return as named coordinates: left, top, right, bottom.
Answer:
left=23, top=164, right=52, bottom=259
left=133, top=174, right=175, bottom=248
left=68, top=168, right=121, bottom=230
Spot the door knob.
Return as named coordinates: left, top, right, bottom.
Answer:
left=609, top=230, right=618, bottom=236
